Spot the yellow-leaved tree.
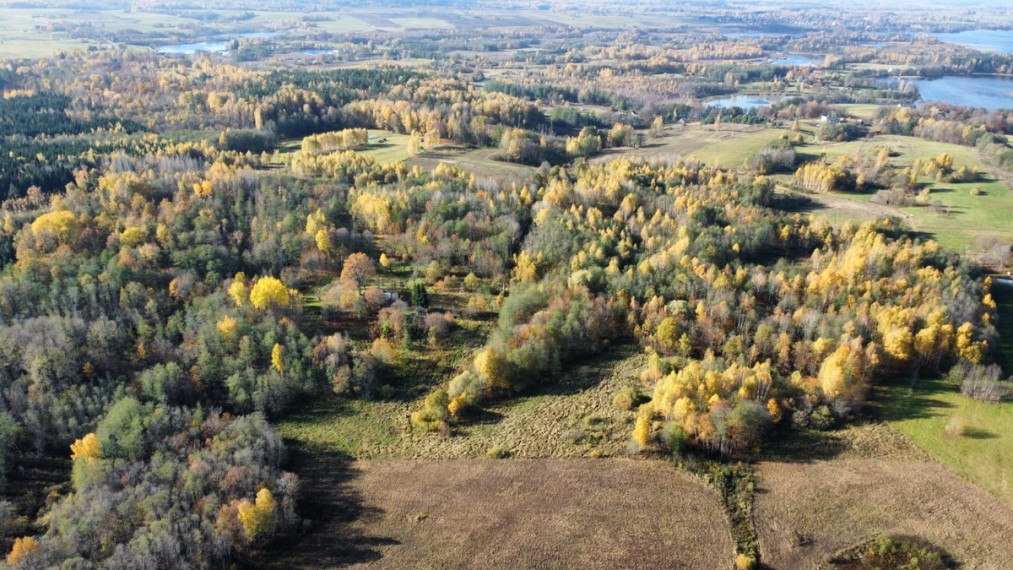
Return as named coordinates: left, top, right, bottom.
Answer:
left=249, top=277, right=290, bottom=310
left=31, top=210, right=80, bottom=243
left=70, top=433, right=101, bottom=463
left=271, top=343, right=284, bottom=373
left=237, top=488, right=277, bottom=542
left=314, top=229, right=332, bottom=255
left=7, top=536, right=38, bottom=565
left=217, top=316, right=238, bottom=339
left=228, top=273, right=248, bottom=307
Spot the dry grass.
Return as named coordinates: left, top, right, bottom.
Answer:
left=782, top=188, right=915, bottom=228
left=593, top=123, right=774, bottom=168
left=265, top=458, right=733, bottom=569
left=754, top=458, right=1013, bottom=569
left=277, top=347, right=647, bottom=459
left=407, top=146, right=535, bottom=180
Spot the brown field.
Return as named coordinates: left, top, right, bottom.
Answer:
left=754, top=458, right=1013, bottom=569
left=265, top=458, right=734, bottom=569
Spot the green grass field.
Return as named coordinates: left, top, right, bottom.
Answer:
left=834, top=103, right=882, bottom=121
left=595, top=124, right=785, bottom=168
left=797, top=134, right=1013, bottom=250
left=692, top=127, right=788, bottom=167
left=883, top=377, right=1013, bottom=506
left=880, top=286, right=1013, bottom=506
left=358, top=131, right=414, bottom=164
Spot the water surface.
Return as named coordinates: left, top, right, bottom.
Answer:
left=934, top=30, right=1013, bottom=54
left=771, top=54, right=821, bottom=66
left=707, top=95, right=779, bottom=110
left=881, top=76, right=1013, bottom=111
left=158, top=32, right=277, bottom=55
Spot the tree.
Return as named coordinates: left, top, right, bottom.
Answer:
left=315, top=229, right=332, bottom=255
left=229, top=273, right=249, bottom=307
left=656, top=317, right=681, bottom=355
left=237, top=488, right=277, bottom=542
left=70, top=433, right=101, bottom=463
left=409, top=280, right=428, bottom=307
left=649, top=115, right=664, bottom=138
left=272, top=343, right=284, bottom=373
left=7, top=536, right=38, bottom=566
left=249, top=277, right=290, bottom=310
left=633, top=414, right=651, bottom=449
left=340, top=253, right=375, bottom=291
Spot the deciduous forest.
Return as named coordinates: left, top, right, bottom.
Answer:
left=1, top=0, right=1013, bottom=568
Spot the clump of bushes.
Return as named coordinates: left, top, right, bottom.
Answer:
left=831, top=535, right=950, bottom=569
left=948, top=361, right=1011, bottom=402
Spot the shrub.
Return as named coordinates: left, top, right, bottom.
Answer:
left=835, top=536, right=949, bottom=570
left=486, top=444, right=511, bottom=458
left=612, top=388, right=635, bottom=411
left=944, top=416, right=965, bottom=438
left=954, top=362, right=1010, bottom=402
left=411, top=389, right=450, bottom=431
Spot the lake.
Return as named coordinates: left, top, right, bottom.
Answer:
left=158, top=32, right=277, bottom=55
left=771, top=54, right=821, bottom=66
left=299, top=49, right=335, bottom=56
left=934, top=30, right=1013, bottom=54
left=706, top=95, right=779, bottom=110
left=881, top=76, right=1013, bottom=111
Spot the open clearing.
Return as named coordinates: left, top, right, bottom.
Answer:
left=266, top=458, right=734, bottom=569
left=798, top=134, right=1013, bottom=249
left=882, top=377, right=1013, bottom=507
left=277, top=347, right=645, bottom=459
left=593, top=124, right=784, bottom=168
left=407, top=146, right=536, bottom=180
left=754, top=458, right=1013, bottom=569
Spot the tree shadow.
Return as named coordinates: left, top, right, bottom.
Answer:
left=520, top=345, right=641, bottom=397
left=759, top=428, right=851, bottom=463
left=828, top=534, right=959, bottom=569
left=259, top=445, right=398, bottom=568
left=875, top=377, right=956, bottom=423
left=457, top=407, right=505, bottom=427
left=772, top=191, right=819, bottom=213
left=962, top=427, right=998, bottom=440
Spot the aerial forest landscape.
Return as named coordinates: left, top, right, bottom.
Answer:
left=2, top=0, right=1013, bottom=568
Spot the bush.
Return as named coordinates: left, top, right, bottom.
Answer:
left=411, top=389, right=450, bottom=431
left=735, top=553, right=756, bottom=570
left=944, top=416, right=964, bottom=438
left=486, top=444, right=511, bottom=458
left=612, top=386, right=637, bottom=411
left=953, top=361, right=1010, bottom=402
left=833, top=536, right=949, bottom=570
